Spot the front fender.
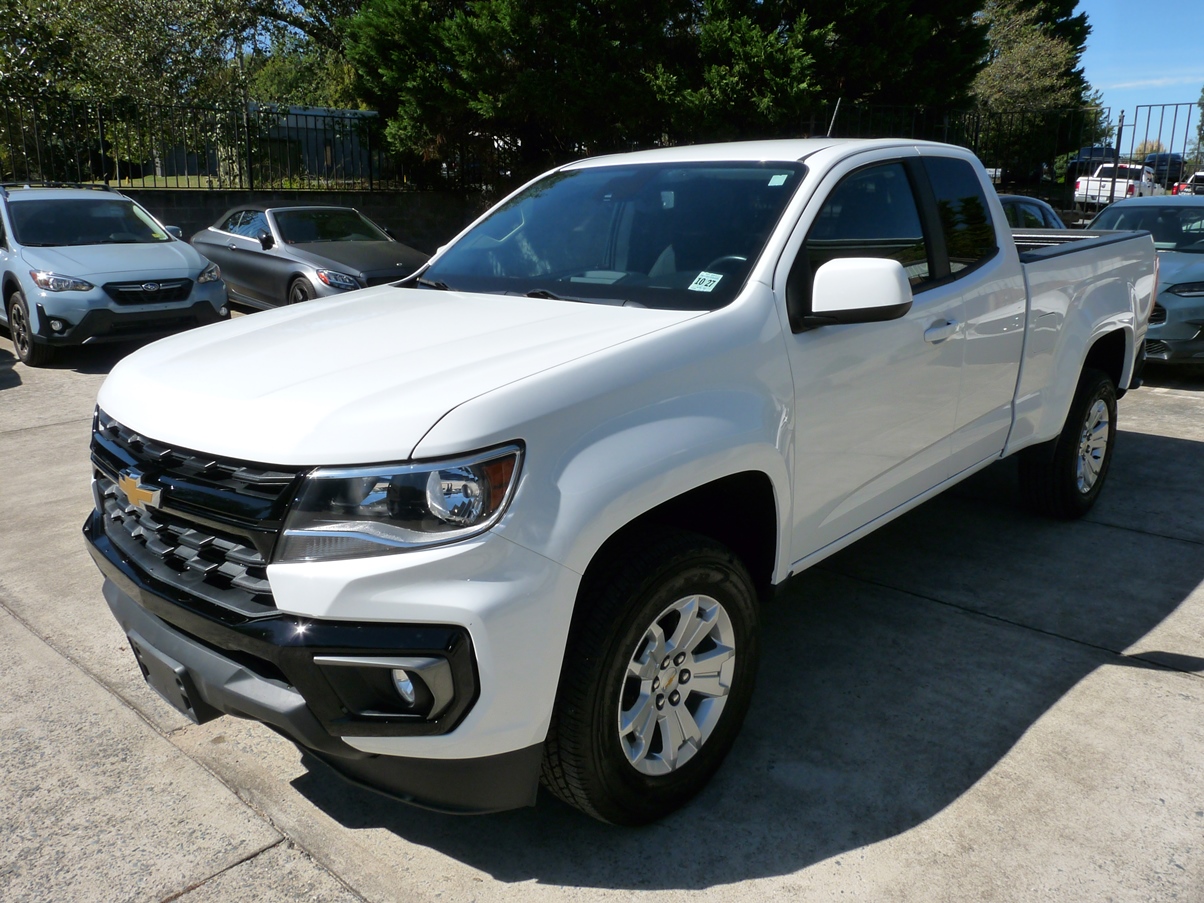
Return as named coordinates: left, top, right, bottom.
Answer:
left=414, top=286, right=795, bottom=583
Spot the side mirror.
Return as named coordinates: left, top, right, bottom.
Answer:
left=165, top=225, right=183, bottom=239
left=256, top=229, right=274, bottom=250
left=803, top=258, right=913, bottom=329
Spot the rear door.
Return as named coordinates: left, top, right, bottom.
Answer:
left=915, top=152, right=1027, bottom=475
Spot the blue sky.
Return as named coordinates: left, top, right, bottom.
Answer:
left=1077, top=0, right=1204, bottom=116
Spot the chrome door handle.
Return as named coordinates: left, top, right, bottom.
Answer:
left=924, top=320, right=958, bottom=344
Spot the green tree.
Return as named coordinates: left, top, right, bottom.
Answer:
left=345, top=0, right=689, bottom=173
left=804, top=0, right=988, bottom=108
left=972, top=0, right=1079, bottom=111
left=1, top=0, right=254, bottom=104
left=246, top=26, right=361, bottom=108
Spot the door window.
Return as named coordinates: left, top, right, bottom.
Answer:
left=787, top=161, right=929, bottom=330
left=920, top=156, right=997, bottom=275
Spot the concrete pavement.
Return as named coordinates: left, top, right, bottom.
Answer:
left=1, top=333, right=1202, bottom=902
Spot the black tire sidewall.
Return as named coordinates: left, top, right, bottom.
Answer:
left=1051, top=370, right=1117, bottom=517
left=8, top=290, right=40, bottom=365
left=571, top=537, right=759, bottom=824
left=287, top=278, right=312, bottom=305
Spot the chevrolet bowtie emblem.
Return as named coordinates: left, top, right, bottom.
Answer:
left=118, top=472, right=161, bottom=511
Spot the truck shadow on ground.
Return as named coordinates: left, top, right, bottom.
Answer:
left=290, top=429, right=1204, bottom=890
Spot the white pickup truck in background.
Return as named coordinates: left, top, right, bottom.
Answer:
left=1075, top=162, right=1161, bottom=209
left=85, top=138, right=1155, bottom=826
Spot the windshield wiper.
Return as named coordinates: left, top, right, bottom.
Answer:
left=413, top=277, right=450, bottom=290
left=525, top=289, right=564, bottom=300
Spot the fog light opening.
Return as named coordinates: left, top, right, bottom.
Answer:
left=391, top=668, right=417, bottom=705
left=49, top=318, right=66, bottom=332
left=219, top=305, right=229, bottom=317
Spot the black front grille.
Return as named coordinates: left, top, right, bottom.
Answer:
left=91, top=410, right=305, bottom=615
left=364, top=275, right=402, bottom=287
left=1150, top=303, right=1167, bottom=325
left=103, top=279, right=193, bottom=305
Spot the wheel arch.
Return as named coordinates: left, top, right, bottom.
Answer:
left=580, top=470, right=780, bottom=603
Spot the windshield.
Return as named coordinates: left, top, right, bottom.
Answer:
left=274, top=208, right=390, bottom=244
left=419, top=161, right=807, bottom=311
left=10, top=198, right=170, bottom=246
left=1090, top=204, right=1204, bottom=252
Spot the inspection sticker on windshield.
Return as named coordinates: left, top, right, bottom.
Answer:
left=689, top=272, right=723, bottom=292
left=768, top=173, right=790, bottom=186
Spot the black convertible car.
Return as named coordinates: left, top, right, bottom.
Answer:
left=191, top=205, right=428, bottom=308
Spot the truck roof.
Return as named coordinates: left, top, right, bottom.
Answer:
left=564, top=137, right=960, bottom=169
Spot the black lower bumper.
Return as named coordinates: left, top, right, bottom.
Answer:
left=36, top=299, right=226, bottom=346
left=86, top=514, right=541, bottom=814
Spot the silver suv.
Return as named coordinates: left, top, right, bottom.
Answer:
left=0, top=183, right=228, bottom=366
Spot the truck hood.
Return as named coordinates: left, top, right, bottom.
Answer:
left=22, top=241, right=204, bottom=278
left=98, top=287, right=701, bottom=464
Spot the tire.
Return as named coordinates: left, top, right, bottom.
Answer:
left=287, top=277, right=314, bottom=305
left=1019, top=367, right=1117, bottom=519
left=6, top=289, right=54, bottom=367
left=541, top=528, right=759, bottom=825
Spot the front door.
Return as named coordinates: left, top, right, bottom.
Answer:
left=777, top=153, right=964, bottom=566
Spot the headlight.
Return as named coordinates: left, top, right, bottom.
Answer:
left=1167, top=282, right=1204, bottom=297
left=316, top=268, right=359, bottom=290
left=198, top=261, right=221, bottom=284
left=276, top=444, right=523, bottom=562
left=30, top=271, right=93, bottom=292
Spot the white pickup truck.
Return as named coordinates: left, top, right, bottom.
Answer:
left=85, top=139, right=1155, bottom=825
left=1075, top=162, right=1159, bottom=209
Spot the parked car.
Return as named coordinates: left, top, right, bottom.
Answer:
left=1065, top=145, right=1116, bottom=182
left=998, top=194, right=1067, bottom=229
left=1171, top=171, right=1204, bottom=196
left=0, top=183, right=228, bottom=367
left=1089, top=196, right=1204, bottom=364
left=86, top=138, right=1154, bottom=824
left=1143, top=152, right=1184, bottom=187
left=190, top=205, right=428, bottom=309
left=1074, top=163, right=1159, bottom=209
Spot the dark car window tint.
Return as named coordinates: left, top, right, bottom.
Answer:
left=804, top=162, right=930, bottom=286
left=921, top=156, right=997, bottom=274
left=241, top=212, right=269, bottom=238
left=219, top=211, right=247, bottom=234
left=275, top=209, right=390, bottom=244
left=1015, top=202, right=1045, bottom=228
left=10, top=199, right=170, bottom=246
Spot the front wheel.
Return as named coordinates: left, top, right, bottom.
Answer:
left=541, top=529, right=759, bottom=824
left=1019, top=367, right=1117, bottom=519
left=7, top=290, right=54, bottom=367
left=286, top=277, right=314, bottom=305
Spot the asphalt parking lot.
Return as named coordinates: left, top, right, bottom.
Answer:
left=2, top=332, right=1203, bottom=903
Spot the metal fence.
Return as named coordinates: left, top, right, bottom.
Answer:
left=0, top=98, right=488, bottom=191
left=2, top=96, right=1197, bottom=200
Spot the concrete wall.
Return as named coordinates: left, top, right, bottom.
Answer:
left=121, top=189, right=493, bottom=256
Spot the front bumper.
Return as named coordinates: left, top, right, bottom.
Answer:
left=35, top=297, right=227, bottom=346
left=1146, top=291, right=1204, bottom=363
left=84, top=512, right=544, bottom=813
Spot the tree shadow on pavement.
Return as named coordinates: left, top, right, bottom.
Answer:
left=289, top=431, right=1204, bottom=890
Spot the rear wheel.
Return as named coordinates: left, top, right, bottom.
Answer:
left=7, top=290, right=54, bottom=367
left=1019, top=367, right=1117, bottom=519
left=542, top=529, right=759, bottom=824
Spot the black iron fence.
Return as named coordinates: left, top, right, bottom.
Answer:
left=2, top=95, right=1197, bottom=201
left=0, top=98, right=508, bottom=191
